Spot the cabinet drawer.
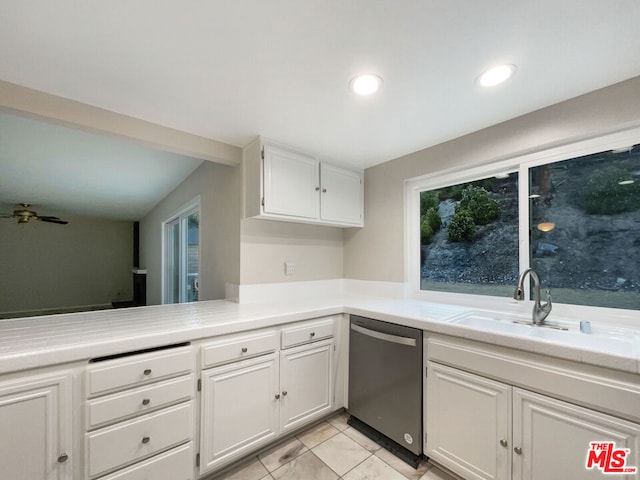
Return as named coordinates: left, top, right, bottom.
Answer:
left=86, top=402, right=193, bottom=478
left=87, top=347, right=193, bottom=396
left=86, top=375, right=194, bottom=429
left=281, top=319, right=334, bottom=349
left=98, top=442, right=193, bottom=480
left=202, top=331, right=278, bottom=368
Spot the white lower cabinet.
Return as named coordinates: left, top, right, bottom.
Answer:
left=426, top=363, right=510, bottom=480
left=199, top=353, right=280, bottom=474
left=198, top=323, right=336, bottom=477
left=280, top=340, right=333, bottom=433
left=84, top=346, right=195, bottom=480
left=513, top=389, right=640, bottom=480
left=426, top=362, right=640, bottom=480
left=0, top=372, right=73, bottom=480
left=97, top=442, right=194, bottom=480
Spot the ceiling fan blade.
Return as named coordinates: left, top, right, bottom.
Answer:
left=37, top=216, right=69, bottom=225
left=0, top=214, right=14, bottom=218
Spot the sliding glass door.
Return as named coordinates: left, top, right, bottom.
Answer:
left=164, top=203, right=199, bottom=304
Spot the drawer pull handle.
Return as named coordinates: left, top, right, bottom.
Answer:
left=57, top=453, right=69, bottom=463
left=241, top=347, right=248, bottom=353
left=142, top=436, right=151, bottom=444
left=310, top=332, right=315, bottom=337
left=275, top=394, right=280, bottom=399
left=282, top=390, right=288, bottom=396
left=142, top=398, right=151, bottom=406
left=143, top=369, right=152, bottom=376
left=514, top=446, right=522, bottom=455
left=500, top=439, right=508, bottom=447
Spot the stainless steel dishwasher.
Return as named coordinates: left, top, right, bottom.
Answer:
left=348, top=315, right=423, bottom=467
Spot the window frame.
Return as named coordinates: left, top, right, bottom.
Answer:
left=161, top=196, right=201, bottom=305
left=405, top=126, right=640, bottom=324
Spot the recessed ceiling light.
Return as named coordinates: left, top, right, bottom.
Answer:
left=349, top=74, right=383, bottom=96
left=477, top=64, right=517, bottom=87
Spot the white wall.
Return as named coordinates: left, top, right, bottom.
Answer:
left=0, top=213, right=133, bottom=316
left=140, top=160, right=241, bottom=305
left=344, top=76, right=640, bottom=282
left=240, top=218, right=344, bottom=285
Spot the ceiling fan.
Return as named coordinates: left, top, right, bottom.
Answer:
left=0, top=203, right=69, bottom=225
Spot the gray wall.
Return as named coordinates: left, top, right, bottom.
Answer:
left=344, top=76, right=640, bottom=282
left=140, top=160, right=241, bottom=305
left=240, top=218, right=344, bottom=285
left=0, top=213, right=133, bottom=315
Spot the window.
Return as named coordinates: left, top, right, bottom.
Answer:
left=529, top=147, right=640, bottom=310
left=163, top=199, right=200, bottom=304
left=419, top=174, right=519, bottom=297
left=407, top=129, right=640, bottom=313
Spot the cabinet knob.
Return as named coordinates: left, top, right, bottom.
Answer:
left=241, top=347, right=248, bottom=353
left=514, top=446, right=522, bottom=455
left=142, top=398, right=151, bottom=406
left=310, top=332, right=315, bottom=337
left=315, top=187, right=320, bottom=191
left=282, top=390, right=288, bottom=396
left=142, top=436, right=151, bottom=444
left=500, top=439, right=508, bottom=447
left=143, top=369, right=152, bottom=376
left=275, top=394, right=280, bottom=400
left=322, top=188, right=327, bottom=193
left=57, top=453, right=69, bottom=463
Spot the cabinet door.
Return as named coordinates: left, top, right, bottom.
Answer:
left=513, top=388, right=640, bottom=480
left=0, top=373, right=73, bottom=480
left=199, top=353, right=279, bottom=475
left=280, top=339, right=333, bottom=434
left=320, top=163, right=363, bottom=225
left=426, top=363, right=510, bottom=480
left=263, top=144, right=320, bottom=219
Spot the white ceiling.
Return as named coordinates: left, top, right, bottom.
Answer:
left=1, top=0, right=640, bottom=219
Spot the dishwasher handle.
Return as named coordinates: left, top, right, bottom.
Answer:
left=350, top=323, right=417, bottom=347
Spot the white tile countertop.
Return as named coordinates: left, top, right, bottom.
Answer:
left=1, top=294, right=639, bottom=376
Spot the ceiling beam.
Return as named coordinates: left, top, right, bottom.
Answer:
left=0, top=79, right=241, bottom=166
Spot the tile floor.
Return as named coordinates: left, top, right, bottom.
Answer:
left=212, top=412, right=459, bottom=480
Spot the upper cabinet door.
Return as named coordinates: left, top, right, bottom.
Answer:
left=320, top=163, right=363, bottom=226
left=263, top=145, right=320, bottom=219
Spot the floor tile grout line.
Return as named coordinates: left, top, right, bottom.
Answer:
left=373, top=451, right=420, bottom=480
left=338, top=450, right=374, bottom=479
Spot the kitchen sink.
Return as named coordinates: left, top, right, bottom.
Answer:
left=446, top=311, right=640, bottom=356
left=446, top=311, right=569, bottom=332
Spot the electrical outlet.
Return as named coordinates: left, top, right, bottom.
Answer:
left=284, top=261, right=295, bottom=276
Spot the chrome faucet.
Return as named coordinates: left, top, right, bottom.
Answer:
left=513, top=268, right=552, bottom=325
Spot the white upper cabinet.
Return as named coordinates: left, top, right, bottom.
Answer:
left=319, top=162, right=363, bottom=225
left=243, top=138, right=363, bottom=227
left=263, top=144, right=320, bottom=219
